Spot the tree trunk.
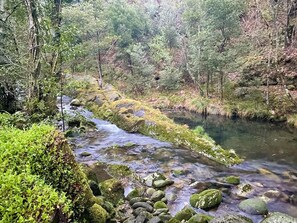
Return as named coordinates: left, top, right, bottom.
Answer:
left=96, top=31, right=103, bottom=88
left=24, top=0, right=41, bottom=100
left=128, top=53, right=134, bottom=76
left=97, top=49, right=103, bottom=88
left=51, top=0, right=62, bottom=78
left=219, top=71, right=224, bottom=101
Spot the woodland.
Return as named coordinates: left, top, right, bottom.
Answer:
left=0, top=0, right=297, bottom=222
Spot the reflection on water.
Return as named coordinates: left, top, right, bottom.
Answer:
left=165, top=110, right=297, bottom=167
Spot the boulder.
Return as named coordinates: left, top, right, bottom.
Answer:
left=239, top=198, right=268, bottom=215
left=260, top=212, right=297, bottom=223
left=190, top=189, right=222, bottom=209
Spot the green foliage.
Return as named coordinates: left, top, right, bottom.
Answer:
left=0, top=171, right=71, bottom=223
left=107, top=0, right=149, bottom=48
left=0, top=118, right=94, bottom=221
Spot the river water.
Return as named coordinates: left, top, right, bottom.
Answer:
left=62, top=97, right=297, bottom=222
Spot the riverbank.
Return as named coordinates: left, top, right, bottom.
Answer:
left=125, top=86, right=297, bottom=128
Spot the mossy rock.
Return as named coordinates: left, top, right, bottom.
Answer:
left=188, top=214, right=214, bottom=223
left=174, top=206, right=196, bottom=221
left=190, top=189, right=222, bottom=209
left=260, top=212, right=297, bottom=223
left=107, top=164, right=132, bottom=178
left=88, top=203, right=108, bottom=223
left=126, top=188, right=143, bottom=201
left=99, top=178, right=124, bottom=205
left=79, top=84, right=243, bottom=166
left=224, top=176, right=240, bottom=185
left=154, top=201, right=168, bottom=209
left=209, top=214, right=253, bottom=223
left=168, top=218, right=181, bottom=223
left=238, top=198, right=268, bottom=215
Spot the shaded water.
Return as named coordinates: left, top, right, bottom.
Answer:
left=165, top=110, right=297, bottom=167
left=62, top=97, right=297, bottom=222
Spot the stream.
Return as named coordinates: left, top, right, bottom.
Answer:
left=61, top=97, right=297, bottom=223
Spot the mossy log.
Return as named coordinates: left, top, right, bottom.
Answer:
left=77, top=84, right=242, bottom=166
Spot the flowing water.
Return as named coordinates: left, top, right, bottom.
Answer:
left=61, top=97, right=297, bottom=222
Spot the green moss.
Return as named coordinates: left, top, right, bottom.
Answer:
left=99, top=179, right=124, bottom=205
left=188, top=214, right=214, bottom=223
left=224, top=176, right=240, bottom=185
left=154, top=201, right=168, bottom=209
left=107, top=164, right=132, bottom=178
left=0, top=171, right=71, bottom=223
left=168, top=218, right=181, bottom=223
left=190, top=189, right=222, bottom=209
left=174, top=206, right=196, bottom=221
left=126, top=188, right=143, bottom=200
left=88, top=203, right=108, bottom=223
left=0, top=121, right=95, bottom=221
left=80, top=86, right=243, bottom=166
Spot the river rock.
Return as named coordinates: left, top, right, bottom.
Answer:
left=210, top=214, right=253, bottom=223
left=80, top=151, right=92, bottom=157
left=99, top=178, right=124, bottom=205
left=148, top=216, right=162, bottom=223
left=260, top=212, right=297, bottom=223
left=190, top=189, right=222, bottom=209
left=153, top=208, right=169, bottom=215
left=151, top=190, right=165, bottom=202
left=132, top=202, right=154, bottom=213
left=224, top=176, right=240, bottom=185
left=70, top=98, right=82, bottom=106
left=159, top=214, right=172, bottom=222
left=174, top=206, right=196, bottom=221
left=135, top=211, right=149, bottom=223
left=188, top=214, right=214, bottom=223
left=133, top=207, right=147, bottom=216
left=144, top=173, right=166, bottom=187
left=129, top=197, right=147, bottom=205
left=153, top=179, right=174, bottom=188
left=154, top=201, right=167, bottom=209
left=239, top=198, right=268, bottom=215
left=234, top=183, right=254, bottom=198
left=123, top=217, right=136, bottom=223
left=126, top=188, right=143, bottom=201
left=147, top=188, right=156, bottom=196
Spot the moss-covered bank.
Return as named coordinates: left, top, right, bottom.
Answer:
left=77, top=83, right=242, bottom=166
left=0, top=114, right=106, bottom=222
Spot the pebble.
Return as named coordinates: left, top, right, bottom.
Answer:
left=151, top=190, right=165, bottom=202
left=148, top=216, right=162, bottom=223
left=132, top=202, right=154, bottom=213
